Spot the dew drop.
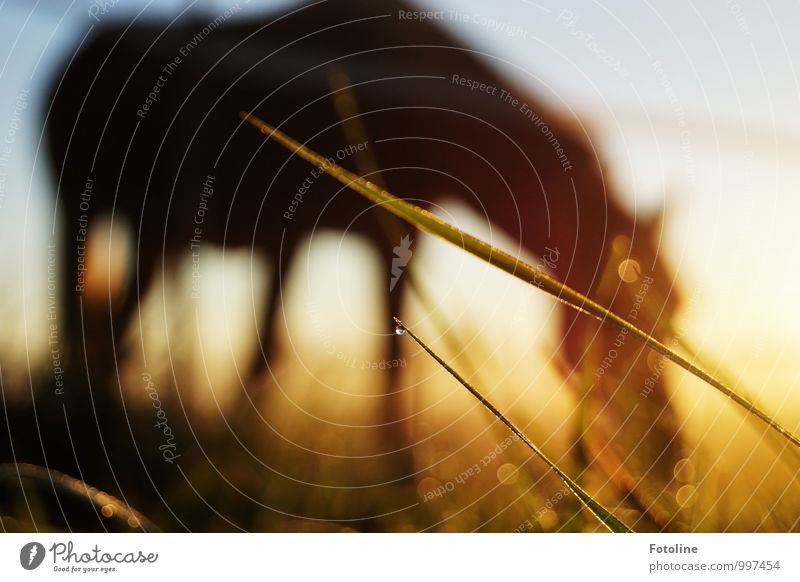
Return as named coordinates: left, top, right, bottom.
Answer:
left=395, top=325, right=406, bottom=336
left=496, top=462, right=519, bottom=485
left=612, top=234, right=631, bottom=255
left=538, top=509, right=559, bottom=530
left=617, top=259, right=641, bottom=283
left=676, top=484, right=697, bottom=507
left=417, top=477, right=440, bottom=499
left=673, top=458, right=696, bottom=482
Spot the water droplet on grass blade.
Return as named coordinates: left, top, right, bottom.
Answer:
left=617, top=259, right=641, bottom=283
left=676, top=484, right=697, bottom=507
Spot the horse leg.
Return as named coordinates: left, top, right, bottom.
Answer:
left=379, top=239, right=415, bottom=480
left=102, top=240, right=160, bottom=387
left=247, top=239, right=297, bottom=387
left=59, top=206, right=85, bottom=377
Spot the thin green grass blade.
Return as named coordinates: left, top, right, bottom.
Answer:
left=239, top=112, right=800, bottom=451
left=392, top=317, right=632, bottom=533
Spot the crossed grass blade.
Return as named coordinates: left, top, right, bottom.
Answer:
left=239, top=111, right=800, bottom=452
left=393, top=317, right=632, bottom=532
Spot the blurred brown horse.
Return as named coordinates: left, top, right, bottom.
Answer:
left=46, top=0, right=682, bottom=527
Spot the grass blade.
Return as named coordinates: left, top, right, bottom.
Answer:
left=393, top=317, right=632, bottom=533
left=0, top=463, right=160, bottom=532
left=239, top=112, right=800, bottom=451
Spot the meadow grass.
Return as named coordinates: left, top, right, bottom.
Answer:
left=0, top=463, right=159, bottom=532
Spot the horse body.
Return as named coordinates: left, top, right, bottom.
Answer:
left=46, top=0, right=682, bottom=527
